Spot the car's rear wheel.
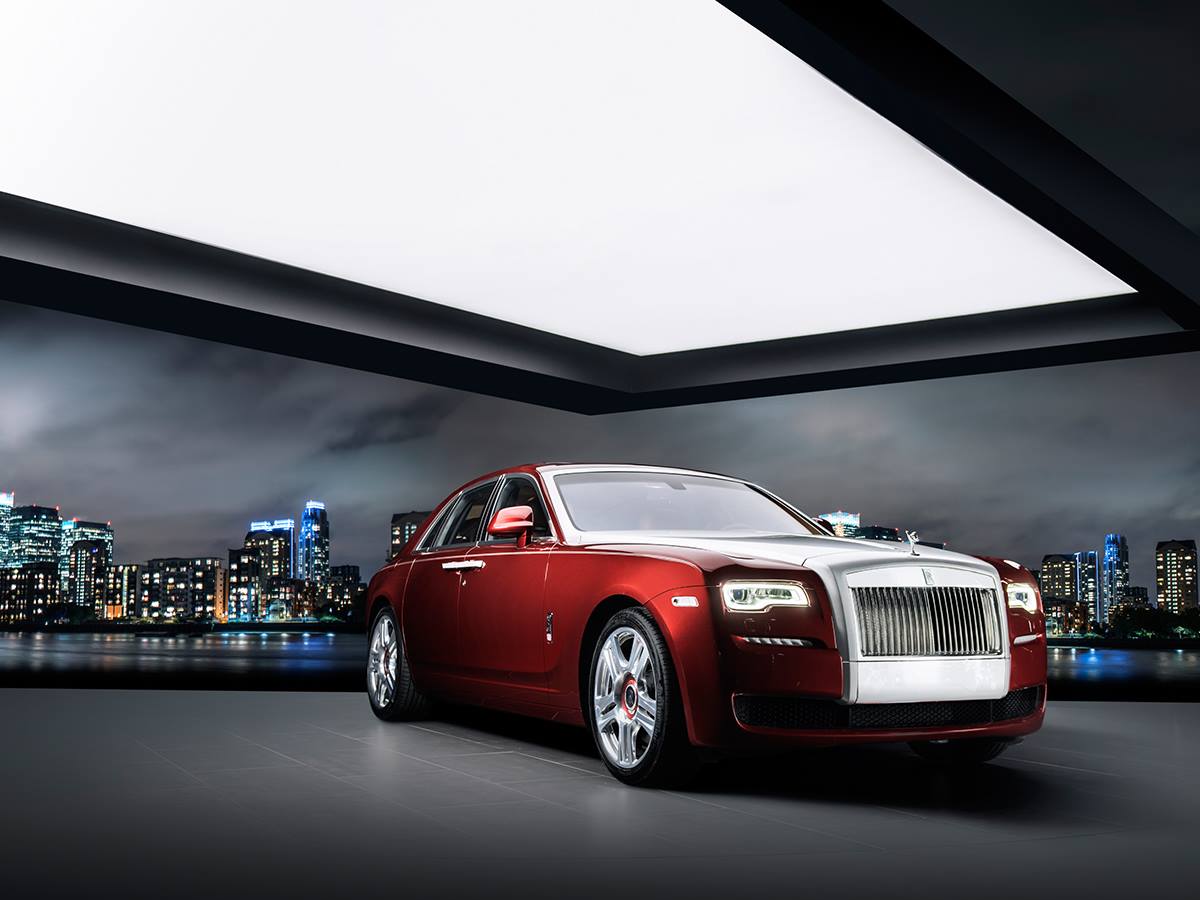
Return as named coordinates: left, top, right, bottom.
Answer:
left=586, top=607, right=700, bottom=787
left=367, top=606, right=431, bottom=721
left=908, top=737, right=1012, bottom=765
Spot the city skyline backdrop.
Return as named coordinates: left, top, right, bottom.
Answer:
left=1, top=299, right=1197, bottom=593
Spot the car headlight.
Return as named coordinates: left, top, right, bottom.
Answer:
left=722, top=581, right=810, bottom=612
left=1006, top=582, right=1039, bottom=613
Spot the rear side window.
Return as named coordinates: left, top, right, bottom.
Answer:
left=426, top=481, right=497, bottom=548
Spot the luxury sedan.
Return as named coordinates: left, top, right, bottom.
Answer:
left=366, top=464, right=1046, bottom=786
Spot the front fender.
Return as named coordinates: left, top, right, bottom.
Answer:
left=978, top=556, right=1048, bottom=691
left=644, top=586, right=726, bottom=747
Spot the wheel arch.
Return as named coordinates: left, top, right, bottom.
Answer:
left=367, top=593, right=394, bottom=632
left=365, top=562, right=413, bottom=634
left=577, top=594, right=640, bottom=705
left=576, top=592, right=713, bottom=747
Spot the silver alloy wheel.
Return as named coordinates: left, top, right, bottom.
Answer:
left=593, top=626, right=658, bottom=768
left=368, top=614, right=399, bottom=708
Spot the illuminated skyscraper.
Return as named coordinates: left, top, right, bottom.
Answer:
left=1156, top=540, right=1198, bottom=615
left=818, top=510, right=860, bottom=538
left=390, top=511, right=430, bottom=559
left=199, top=560, right=227, bottom=622
left=0, top=491, right=14, bottom=567
left=10, top=505, right=62, bottom=567
left=227, top=545, right=263, bottom=622
left=1039, top=554, right=1076, bottom=602
left=297, top=501, right=330, bottom=590
left=105, top=563, right=141, bottom=620
left=1074, top=550, right=1098, bottom=612
left=59, top=519, right=114, bottom=593
left=1099, top=533, right=1129, bottom=624
left=246, top=519, right=294, bottom=580
left=68, top=540, right=109, bottom=615
left=236, top=518, right=298, bottom=621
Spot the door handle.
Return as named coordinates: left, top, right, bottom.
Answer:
left=442, top=560, right=486, bottom=571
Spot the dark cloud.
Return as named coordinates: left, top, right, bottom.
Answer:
left=323, top=394, right=463, bottom=454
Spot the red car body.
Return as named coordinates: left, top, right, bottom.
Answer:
left=367, top=464, right=1046, bottom=753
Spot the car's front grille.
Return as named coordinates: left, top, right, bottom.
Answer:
left=733, top=687, right=1042, bottom=731
left=852, top=586, right=1002, bottom=657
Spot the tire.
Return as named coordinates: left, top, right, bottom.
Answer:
left=908, top=737, right=1012, bottom=765
left=586, top=607, right=701, bottom=787
left=367, top=606, right=432, bottom=721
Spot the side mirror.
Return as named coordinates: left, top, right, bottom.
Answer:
left=816, top=518, right=836, bottom=534
left=486, top=505, right=535, bottom=547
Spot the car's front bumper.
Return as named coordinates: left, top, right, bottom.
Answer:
left=716, top=634, right=1046, bottom=748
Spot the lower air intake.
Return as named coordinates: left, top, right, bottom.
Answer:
left=733, top=686, right=1043, bottom=731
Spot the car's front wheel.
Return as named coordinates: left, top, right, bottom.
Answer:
left=367, top=606, right=431, bottom=721
left=908, top=737, right=1012, bottom=765
left=586, top=607, right=700, bottom=787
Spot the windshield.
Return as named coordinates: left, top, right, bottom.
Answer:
left=553, top=472, right=821, bottom=536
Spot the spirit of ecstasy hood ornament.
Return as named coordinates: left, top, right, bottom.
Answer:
left=906, top=530, right=921, bottom=556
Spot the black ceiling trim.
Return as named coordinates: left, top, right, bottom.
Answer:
left=619, top=330, right=1200, bottom=412
left=636, top=292, right=1177, bottom=390
left=0, top=191, right=636, bottom=391
left=0, top=255, right=625, bottom=415
left=5, top=252, right=1193, bottom=416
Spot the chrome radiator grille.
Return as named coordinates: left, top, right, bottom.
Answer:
left=852, top=586, right=1002, bottom=657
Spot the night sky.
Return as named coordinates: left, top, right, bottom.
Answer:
left=2, top=1, right=1199, bottom=591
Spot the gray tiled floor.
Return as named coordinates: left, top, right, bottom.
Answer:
left=1, top=690, right=1196, bottom=898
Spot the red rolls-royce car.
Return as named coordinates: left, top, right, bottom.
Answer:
left=366, top=464, right=1046, bottom=786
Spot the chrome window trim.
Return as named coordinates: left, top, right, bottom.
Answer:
left=412, top=504, right=456, bottom=554
left=414, top=479, right=500, bottom=553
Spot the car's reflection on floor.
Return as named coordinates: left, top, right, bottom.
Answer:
left=436, top=699, right=1050, bottom=815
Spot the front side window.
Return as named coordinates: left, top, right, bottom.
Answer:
left=485, top=477, right=552, bottom=542
left=554, top=472, right=820, bottom=537
left=429, top=481, right=497, bottom=548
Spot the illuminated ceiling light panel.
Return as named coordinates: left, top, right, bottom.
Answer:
left=0, top=1, right=1129, bottom=355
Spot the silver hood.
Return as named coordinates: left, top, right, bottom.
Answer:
left=581, top=531, right=1000, bottom=579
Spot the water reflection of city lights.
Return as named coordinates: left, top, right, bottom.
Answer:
left=5, top=634, right=1191, bottom=695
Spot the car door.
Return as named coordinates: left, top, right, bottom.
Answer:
left=402, top=480, right=499, bottom=680
left=455, top=474, right=555, bottom=692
